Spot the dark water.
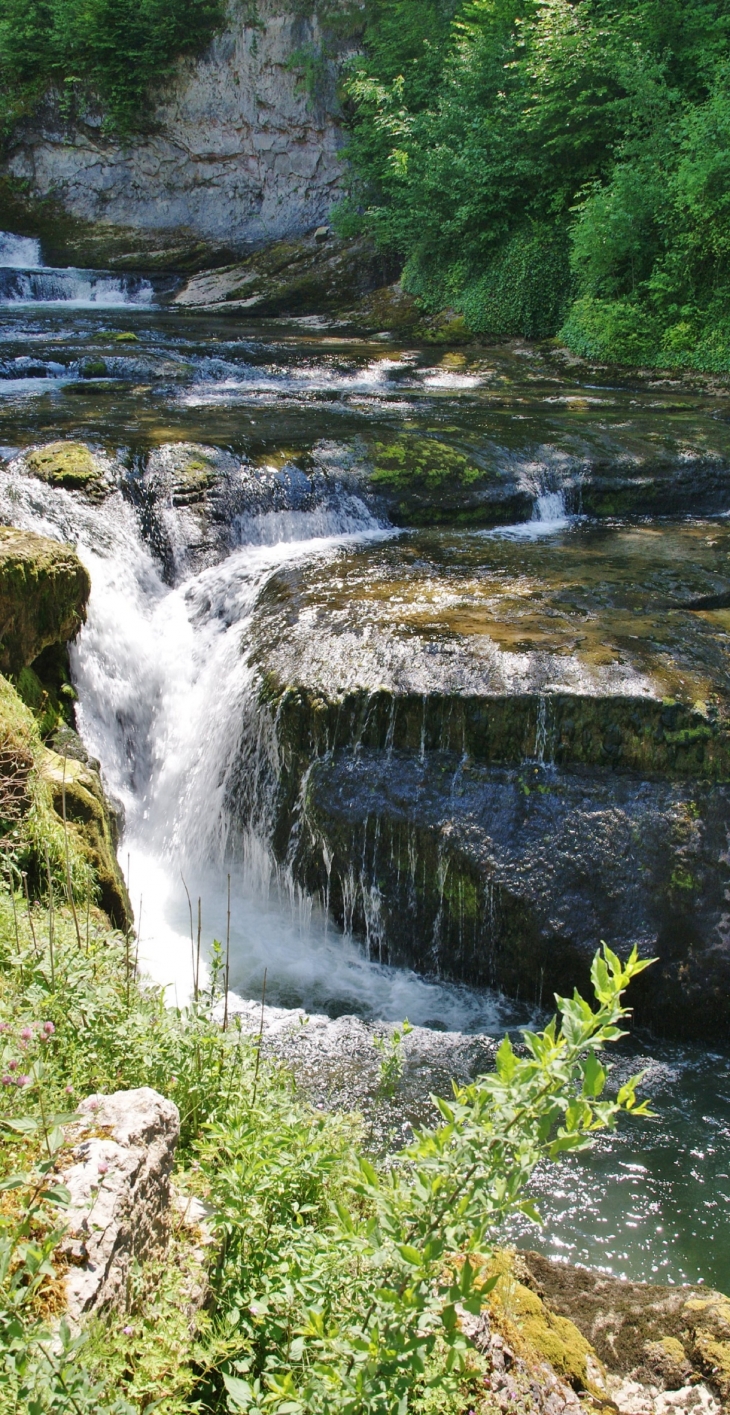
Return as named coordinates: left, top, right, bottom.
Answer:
left=1, top=280, right=729, bottom=1292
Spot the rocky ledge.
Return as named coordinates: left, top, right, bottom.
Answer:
left=242, top=524, right=730, bottom=1039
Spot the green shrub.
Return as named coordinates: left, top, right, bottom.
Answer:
left=0, top=0, right=223, bottom=138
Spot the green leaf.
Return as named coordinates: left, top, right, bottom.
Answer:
left=224, top=1373, right=254, bottom=1409
left=397, top=1245, right=423, bottom=1267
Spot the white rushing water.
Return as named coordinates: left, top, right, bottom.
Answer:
left=0, top=463, right=513, bottom=1030
left=0, top=230, right=154, bottom=307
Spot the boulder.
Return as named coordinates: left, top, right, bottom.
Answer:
left=0, top=526, right=90, bottom=673
left=173, top=232, right=397, bottom=316
left=15, top=442, right=115, bottom=502
left=60, top=1088, right=180, bottom=1322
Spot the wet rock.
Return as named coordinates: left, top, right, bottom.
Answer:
left=40, top=744, right=131, bottom=931
left=174, top=232, right=396, bottom=316
left=12, top=441, right=114, bottom=502
left=0, top=526, right=89, bottom=672
left=140, top=441, right=379, bottom=580
left=60, top=1088, right=179, bottom=1322
left=241, top=526, right=730, bottom=1039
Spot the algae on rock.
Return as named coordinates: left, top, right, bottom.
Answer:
left=0, top=525, right=90, bottom=674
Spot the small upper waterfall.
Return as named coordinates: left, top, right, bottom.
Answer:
left=0, top=229, right=155, bottom=307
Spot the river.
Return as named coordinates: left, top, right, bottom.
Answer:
left=0, top=235, right=728, bottom=1292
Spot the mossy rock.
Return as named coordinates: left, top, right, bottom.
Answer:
left=0, top=675, right=130, bottom=929
left=517, top=1250, right=730, bottom=1402
left=485, top=1251, right=604, bottom=1395
left=40, top=748, right=130, bottom=931
left=0, top=527, right=90, bottom=673
left=22, top=442, right=112, bottom=500
left=371, top=437, right=483, bottom=491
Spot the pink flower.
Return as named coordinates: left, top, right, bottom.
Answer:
left=20, top=1027, right=32, bottom=1041
left=97, top=1160, right=109, bottom=1175
left=43, top=1021, right=55, bottom=1036
left=65, top=1084, right=74, bottom=1094
left=1, top=1076, right=11, bottom=1086
left=8, top=1059, right=17, bottom=1071
left=16, top=1075, right=29, bottom=1087
left=122, top=1325, right=134, bottom=1336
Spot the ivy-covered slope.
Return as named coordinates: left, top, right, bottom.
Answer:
left=338, top=0, right=730, bottom=372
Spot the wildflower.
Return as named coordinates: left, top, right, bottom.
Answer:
left=20, top=1027, right=32, bottom=1041
left=97, top=1160, right=109, bottom=1175
left=1, top=1076, right=11, bottom=1086
left=43, top=1021, right=55, bottom=1036
left=65, top=1083, right=74, bottom=1094
left=122, top=1326, right=134, bottom=1337
left=16, top=1075, right=29, bottom=1087
left=8, top=1058, right=17, bottom=1071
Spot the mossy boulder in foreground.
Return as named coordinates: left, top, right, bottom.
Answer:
left=0, top=526, right=90, bottom=673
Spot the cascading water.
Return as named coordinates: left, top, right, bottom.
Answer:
left=0, top=229, right=155, bottom=307
left=0, top=460, right=514, bottom=1029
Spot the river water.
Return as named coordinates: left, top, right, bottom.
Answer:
left=0, top=239, right=728, bottom=1292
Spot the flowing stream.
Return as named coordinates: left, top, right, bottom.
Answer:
left=0, top=238, right=728, bottom=1291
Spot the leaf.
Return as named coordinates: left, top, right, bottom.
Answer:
left=224, top=1373, right=254, bottom=1409
left=397, top=1245, right=423, bottom=1267
left=358, top=1158, right=379, bottom=1187
left=495, top=1035, right=516, bottom=1081
left=582, top=1053, right=606, bottom=1097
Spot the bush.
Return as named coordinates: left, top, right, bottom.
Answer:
left=0, top=0, right=223, bottom=138
left=0, top=881, right=652, bottom=1414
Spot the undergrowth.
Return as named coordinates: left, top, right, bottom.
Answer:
left=0, top=887, right=652, bottom=1414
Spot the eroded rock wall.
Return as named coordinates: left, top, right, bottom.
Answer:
left=1, top=0, right=356, bottom=267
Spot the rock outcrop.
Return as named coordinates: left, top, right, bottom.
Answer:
left=0, top=525, right=90, bottom=673
left=60, top=1088, right=180, bottom=1321
left=0, top=0, right=358, bottom=268
left=242, top=524, right=730, bottom=1040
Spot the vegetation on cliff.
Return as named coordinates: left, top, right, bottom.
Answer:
left=339, top=0, right=730, bottom=371
left=0, top=0, right=222, bottom=138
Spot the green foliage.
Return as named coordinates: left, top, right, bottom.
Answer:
left=201, top=945, right=651, bottom=1415
left=0, top=0, right=223, bottom=138
left=373, top=1018, right=412, bottom=1098
left=0, top=882, right=652, bottom=1414
left=340, top=0, right=730, bottom=368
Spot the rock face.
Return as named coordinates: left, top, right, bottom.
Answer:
left=242, top=524, right=730, bottom=1040
left=0, top=0, right=357, bottom=267
left=173, top=232, right=397, bottom=315
left=0, top=526, right=90, bottom=673
left=60, top=1088, right=180, bottom=1321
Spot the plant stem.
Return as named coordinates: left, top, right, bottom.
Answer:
left=252, top=967, right=267, bottom=1105
left=224, top=872, right=231, bottom=1032
left=43, top=845, right=55, bottom=989
left=61, top=752, right=82, bottom=948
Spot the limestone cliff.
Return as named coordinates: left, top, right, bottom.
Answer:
left=0, top=0, right=357, bottom=269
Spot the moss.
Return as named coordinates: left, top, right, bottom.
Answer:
left=485, top=1252, right=604, bottom=1395
left=371, top=437, right=483, bottom=490
left=0, top=527, right=90, bottom=673
left=0, top=673, right=130, bottom=928
left=113, top=332, right=140, bottom=342
left=22, top=442, right=111, bottom=502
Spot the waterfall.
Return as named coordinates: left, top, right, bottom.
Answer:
left=0, top=461, right=509, bottom=1027
left=0, top=231, right=155, bottom=307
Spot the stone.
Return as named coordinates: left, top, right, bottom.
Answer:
left=0, top=526, right=90, bottom=673
left=60, top=1088, right=180, bottom=1323
left=14, top=442, right=114, bottom=502
left=173, top=231, right=396, bottom=316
